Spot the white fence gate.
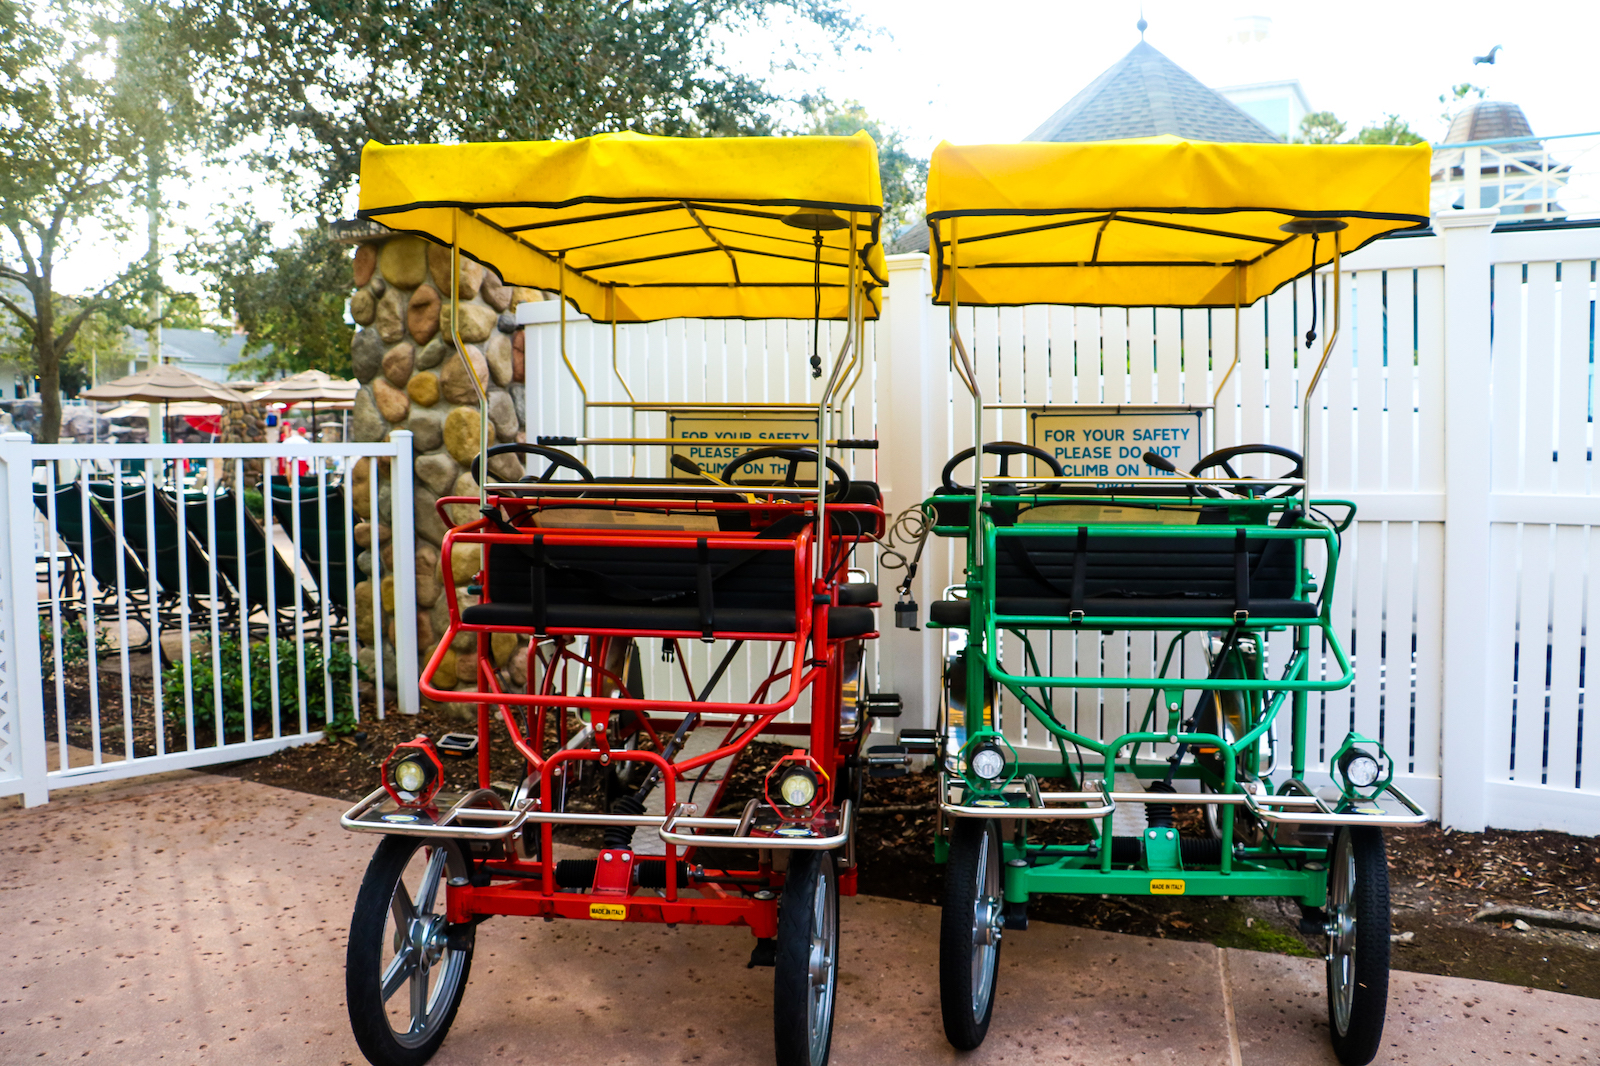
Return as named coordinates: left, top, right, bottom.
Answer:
left=522, top=213, right=1600, bottom=836
left=0, top=434, right=418, bottom=806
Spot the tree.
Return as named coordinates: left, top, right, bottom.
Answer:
left=171, top=0, right=865, bottom=216
left=184, top=214, right=353, bottom=380
left=1294, top=111, right=1347, bottom=144
left=1439, top=82, right=1488, bottom=128
left=1351, top=114, right=1425, bottom=146
left=0, top=0, right=144, bottom=440
left=0, top=0, right=203, bottom=441
left=165, top=0, right=867, bottom=374
left=805, top=97, right=928, bottom=231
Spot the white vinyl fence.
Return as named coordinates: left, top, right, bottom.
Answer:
left=0, top=433, right=417, bottom=806
left=524, top=213, right=1600, bottom=836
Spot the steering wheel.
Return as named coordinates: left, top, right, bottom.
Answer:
left=941, top=441, right=1065, bottom=494
left=1189, top=444, right=1303, bottom=498
left=470, top=442, right=595, bottom=486
left=719, top=447, right=852, bottom=503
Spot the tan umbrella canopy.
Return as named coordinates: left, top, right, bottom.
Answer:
left=248, top=369, right=359, bottom=408
left=81, top=363, right=244, bottom=405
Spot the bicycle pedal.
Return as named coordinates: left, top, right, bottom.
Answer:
left=866, top=745, right=909, bottom=778
left=862, top=693, right=904, bottom=717
left=897, top=728, right=939, bottom=755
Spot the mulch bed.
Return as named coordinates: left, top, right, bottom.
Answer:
left=198, top=704, right=1600, bottom=998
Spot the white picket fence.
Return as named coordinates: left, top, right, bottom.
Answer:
left=522, top=213, right=1600, bottom=836
left=0, top=434, right=418, bottom=806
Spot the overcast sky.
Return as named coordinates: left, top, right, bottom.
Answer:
left=765, top=0, right=1599, bottom=151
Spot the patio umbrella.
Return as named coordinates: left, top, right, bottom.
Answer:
left=80, top=363, right=245, bottom=405
left=248, top=369, right=359, bottom=407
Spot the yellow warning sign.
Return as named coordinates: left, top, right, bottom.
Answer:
left=1150, top=879, right=1186, bottom=895
left=589, top=903, right=627, bottom=921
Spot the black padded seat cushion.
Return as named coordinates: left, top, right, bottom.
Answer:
left=928, top=528, right=1312, bottom=624
left=836, top=582, right=878, bottom=606
left=466, top=516, right=875, bottom=638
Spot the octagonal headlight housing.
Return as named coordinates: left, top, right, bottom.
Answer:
left=763, top=750, right=830, bottom=820
left=382, top=736, right=443, bottom=807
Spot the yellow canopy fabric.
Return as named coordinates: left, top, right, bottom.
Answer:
left=926, top=139, right=1432, bottom=308
left=358, top=132, right=886, bottom=323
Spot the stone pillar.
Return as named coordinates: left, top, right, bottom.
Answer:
left=217, top=402, right=265, bottom=488
left=335, top=223, right=542, bottom=711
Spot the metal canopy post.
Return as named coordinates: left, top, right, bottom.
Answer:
left=452, top=217, right=491, bottom=511
left=813, top=214, right=859, bottom=582
left=1297, top=232, right=1343, bottom=506
left=946, top=219, right=985, bottom=565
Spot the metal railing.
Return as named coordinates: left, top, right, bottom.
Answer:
left=0, top=433, right=417, bottom=805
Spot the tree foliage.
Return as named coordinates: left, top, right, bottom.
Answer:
left=1351, top=114, right=1425, bottom=146
left=182, top=214, right=354, bottom=379
left=805, top=97, right=927, bottom=230
left=172, top=0, right=865, bottom=216
left=1294, top=110, right=1347, bottom=145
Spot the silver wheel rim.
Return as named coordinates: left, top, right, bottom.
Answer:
left=1327, top=829, right=1356, bottom=1037
left=379, top=844, right=469, bottom=1049
left=970, top=827, right=1002, bottom=1019
left=806, top=859, right=838, bottom=1066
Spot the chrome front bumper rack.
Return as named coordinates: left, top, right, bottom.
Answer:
left=938, top=774, right=1430, bottom=828
left=341, top=789, right=855, bottom=850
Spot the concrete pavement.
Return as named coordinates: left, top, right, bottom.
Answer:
left=2, top=774, right=1596, bottom=1065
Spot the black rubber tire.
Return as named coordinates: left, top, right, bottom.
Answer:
left=1326, top=825, right=1390, bottom=1066
left=939, top=818, right=1003, bottom=1050
left=347, top=836, right=475, bottom=1066
left=773, top=849, right=839, bottom=1066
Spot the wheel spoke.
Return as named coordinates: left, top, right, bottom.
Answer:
left=390, top=881, right=416, bottom=928
left=415, top=847, right=449, bottom=916
left=409, top=957, right=431, bottom=1032
left=380, top=947, right=416, bottom=1004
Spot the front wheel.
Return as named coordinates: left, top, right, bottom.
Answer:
left=939, top=818, right=1003, bottom=1050
left=346, top=835, right=475, bottom=1066
left=773, top=849, right=840, bottom=1066
left=1326, top=825, right=1390, bottom=1066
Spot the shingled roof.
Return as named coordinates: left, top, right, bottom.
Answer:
left=1026, top=40, right=1280, bottom=145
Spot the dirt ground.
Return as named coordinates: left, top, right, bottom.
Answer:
left=207, top=703, right=1600, bottom=1001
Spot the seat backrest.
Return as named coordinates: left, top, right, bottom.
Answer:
left=484, top=537, right=798, bottom=610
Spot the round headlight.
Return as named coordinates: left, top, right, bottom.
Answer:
left=392, top=756, right=431, bottom=795
left=1338, top=747, right=1381, bottom=789
left=969, top=742, right=1006, bottom=782
left=778, top=767, right=819, bottom=808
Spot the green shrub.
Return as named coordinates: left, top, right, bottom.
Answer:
left=161, top=634, right=364, bottom=739
left=40, top=617, right=112, bottom=672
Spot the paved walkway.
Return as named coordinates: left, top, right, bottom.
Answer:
left=3, top=774, right=1596, bottom=1065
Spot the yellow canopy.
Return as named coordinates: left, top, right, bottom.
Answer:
left=926, top=139, right=1432, bottom=308
left=358, top=132, right=886, bottom=323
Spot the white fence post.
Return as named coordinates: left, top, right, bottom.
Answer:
left=878, top=253, right=939, bottom=728
left=389, top=431, right=419, bottom=715
left=1435, top=208, right=1501, bottom=831
left=0, top=432, right=48, bottom=806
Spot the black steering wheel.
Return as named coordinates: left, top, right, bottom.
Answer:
left=1190, top=444, right=1303, bottom=498
left=941, top=441, right=1065, bottom=494
left=471, top=442, right=595, bottom=486
left=719, top=447, right=852, bottom=503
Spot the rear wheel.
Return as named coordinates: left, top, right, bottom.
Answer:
left=346, top=836, right=475, bottom=1066
left=1326, top=825, right=1390, bottom=1066
left=773, top=849, right=839, bottom=1066
left=939, top=818, right=1003, bottom=1050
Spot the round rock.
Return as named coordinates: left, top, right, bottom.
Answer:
left=485, top=330, right=514, bottom=387
left=372, top=377, right=410, bottom=423
left=407, top=371, right=440, bottom=407
left=378, top=237, right=429, bottom=289
left=481, top=268, right=512, bottom=312
left=350, top=328, right=384, bottom=383
left=407, top=284, right=441, bottom=344
left=349, top=288, right=376, bottom=326
left=442, top=300, right=498, bottom=344
left=439, top=344, right=491, bottom=405
left=443, top=406, right=486, bottom=465
left=353, top=244, right=377, bottom=287
left=382, top=341, right=415, bottom=387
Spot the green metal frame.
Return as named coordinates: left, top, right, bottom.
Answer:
left=924, top=488, right=1354, bottom=905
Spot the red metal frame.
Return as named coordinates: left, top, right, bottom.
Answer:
left=413, top=489, right=884, bottom=934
